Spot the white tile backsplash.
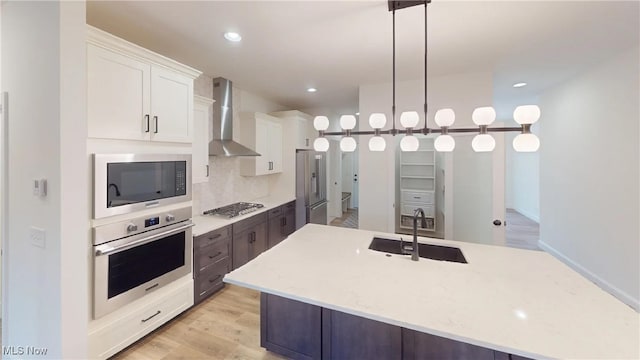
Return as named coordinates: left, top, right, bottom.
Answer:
left=192, top=73, right=283, bottom=214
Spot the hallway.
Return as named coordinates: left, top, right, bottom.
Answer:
left=505, top=208, right=540, bottom=250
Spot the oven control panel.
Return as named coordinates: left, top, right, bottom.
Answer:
left=92, top=206, right=192, bottom=246
left=145, top=216, right=160, bottom=228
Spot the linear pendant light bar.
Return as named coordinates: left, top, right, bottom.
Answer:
left=313, top=0, right=541, bottom=153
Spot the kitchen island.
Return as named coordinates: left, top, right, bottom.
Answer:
left=224, top=224, right=639, bottom=359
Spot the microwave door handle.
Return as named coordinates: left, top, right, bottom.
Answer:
left=95, top=222, right=194, bottom=256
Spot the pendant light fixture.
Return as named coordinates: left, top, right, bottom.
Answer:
left=312, top=0, right=540, bottom=153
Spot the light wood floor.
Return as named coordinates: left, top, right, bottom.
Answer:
left=505, top=208, right=540, bottom=251
left=111, top=285, right=286, bottom=360
left=329, top=208, right=358, bottom=229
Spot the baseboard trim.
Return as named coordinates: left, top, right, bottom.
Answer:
left=538, top=240, right=639, bottom=312
left=512, top=207, right=540, bottom=223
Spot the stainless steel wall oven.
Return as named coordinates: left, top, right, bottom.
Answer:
left=93, top=154, right=191, bottom=219
left=93, top=207, right=193, bottom=318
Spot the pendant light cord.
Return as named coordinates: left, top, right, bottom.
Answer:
left=423, top=2, right=428, bottom=133
left=392, top=9, right=397, bottom=133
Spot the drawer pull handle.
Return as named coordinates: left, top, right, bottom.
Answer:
left=208, top=234, right=222, bottom=241
left=208, top=251, right=222, bottom=259
left=145, top=283, right=159, bottom=292
left=141, top=310, right=161, bottom=323
left=199, top=290, right=207, bottom=296
left=413, top=196, right=421, bottom=199
left=209, top=275, right=222, bottom=283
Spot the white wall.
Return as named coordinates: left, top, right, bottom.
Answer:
left=539, top=47, right=639, bottom=310
left=505, top=124, right=540, bottom=222
left=2, top=1, right=88, bottom=357
left=192, top=74, right=288, bottom=213
left=358, top=72, right=493, bottom=235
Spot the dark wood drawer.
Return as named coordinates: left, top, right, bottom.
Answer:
left=233, top=212, right=268, bottom=234
left=268, top=207, right=283, bottom=218
left=195, top=237, right=230, bottom=275
left=284, top=200, right=296, bottom=211
left=194, top=225, right=231, bottom=249
left=194, top=259, right=229, bottom=304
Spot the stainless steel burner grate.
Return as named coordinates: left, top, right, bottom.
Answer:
left=203, top=202, right=265, bottom=218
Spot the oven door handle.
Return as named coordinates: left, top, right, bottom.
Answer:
left=95, top=222, right=194, bottom=256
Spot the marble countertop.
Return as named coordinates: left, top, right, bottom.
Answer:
left=192, top=194, right=296, bottom=236
left=224, top=224, right=639, bottom=360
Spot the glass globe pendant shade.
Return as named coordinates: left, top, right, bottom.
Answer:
left=513, top=105, right=541, bottom=125
left=369, top=113, right=387, bottom=129
left=313, top=137, right=330, bottom=152
left=340, top=115, right=357, bottom=130
left=434, top=108, right=455, bottom=127
left=513, top=133, right=540, bottom=152
left=400, top=135, right=420, bottom=152
left=472, top=107, right=496, bottom=126
left=400, top=111, right=420, bottom=128
left=368, top=136, right=386, bottom=151
left=313, top=116, right=330, bottom=131
left=434, top=135, right=455, bottom=152
left=471, top=134, right=496, bottom=152
left=340, top=137, right=357, bottom=152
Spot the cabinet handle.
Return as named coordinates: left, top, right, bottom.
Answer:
left=144, top=114, right=150, bottom=133
left=206, top=164, right=210, bottom=177
left=154, top=116, right=158, bottom=133
left=209, top=251, right=222, bottom=259
left=141, top=310, right=161, bottom=323
left=306, top=138, right=309, bottom=147
left=208, top=234, right=221, bottom=241
left=209, top=275, right=222, bottom=283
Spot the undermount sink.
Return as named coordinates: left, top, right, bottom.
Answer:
left=368, top=237, right=468, bottom=264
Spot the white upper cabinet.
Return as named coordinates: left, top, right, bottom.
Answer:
left=87, top=44, right=151, bottom=141
left=149, top=67, right=194, bottom=142
left=271, top=110, right=315, bottom=150
left=87, top=26, right=201, bottom=143
left=240, top=112, right=283, bottom=176
left=193, top=95, right=214, bottom=184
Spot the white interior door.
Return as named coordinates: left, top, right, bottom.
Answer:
left=449, top=130, right=506, bottom=245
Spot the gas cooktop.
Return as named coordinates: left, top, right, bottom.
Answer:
left=203, top=202, right=265, bottom=218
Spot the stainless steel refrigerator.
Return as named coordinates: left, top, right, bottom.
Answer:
left=296, top=150, right=328, bottom=229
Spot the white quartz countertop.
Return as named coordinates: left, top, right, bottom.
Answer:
left=224, top=224, right=639, bottom=360
left=192, top=194, right=295, bottom=236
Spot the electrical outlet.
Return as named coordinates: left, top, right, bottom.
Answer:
left=30, top=226, right=46, bottom=248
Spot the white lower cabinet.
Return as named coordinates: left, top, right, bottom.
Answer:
left=239, top=112, right=283, bottom=176
left=193, top=95, right=214, bottom=183
left=88, top=277, right=193, bottom=359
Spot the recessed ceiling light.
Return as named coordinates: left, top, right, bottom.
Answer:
left=307, top=88, right=317, bottom=93
left=224, top=32, right=242, bottom=42
left=513, top=82, right=527, bottom=88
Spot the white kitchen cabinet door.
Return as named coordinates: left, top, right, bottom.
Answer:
left=150, top=67, right=194, bottom=143
left=255, top=117, right=271, bottom=175
left=192, top=96, right=214, bottom=183
left=88, top=44, right=151, bottom=141
left=240, top=112, right=283, bottom=176
left=269, top=121, right=283, bottom=173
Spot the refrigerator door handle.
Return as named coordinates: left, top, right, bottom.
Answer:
left=315, top=158, right=321, bottom=196
left=309, top=200, right=328, bottom=210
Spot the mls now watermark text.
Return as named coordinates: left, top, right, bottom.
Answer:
left=3, top=346, right=48, bottom=356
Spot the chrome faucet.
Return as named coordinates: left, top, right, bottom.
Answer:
left=411, top=208, right=427, bottom=261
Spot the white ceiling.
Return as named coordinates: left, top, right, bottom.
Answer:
left=87, top=0, right=639, bottom=116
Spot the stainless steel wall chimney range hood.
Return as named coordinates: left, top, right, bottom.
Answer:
left=209, top=77, right=260, bottom=156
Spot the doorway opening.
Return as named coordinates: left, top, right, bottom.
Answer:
left=329, top=151, right=359, bottom=229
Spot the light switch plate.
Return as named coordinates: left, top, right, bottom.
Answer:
left=30, top=226, right=45, bottom=248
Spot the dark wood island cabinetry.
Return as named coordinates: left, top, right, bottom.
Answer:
left=261, top=293, right=533, bottom=360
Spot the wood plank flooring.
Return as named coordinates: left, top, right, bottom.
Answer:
left=111, top=285, right=286, bottom=360
left=329, top=208, right=358, bottom=229
left=505, top=208, right=540, bottom=251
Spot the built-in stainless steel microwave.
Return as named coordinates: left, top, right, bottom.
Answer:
left=93, top=154, right=191, bottom=219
